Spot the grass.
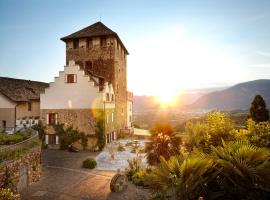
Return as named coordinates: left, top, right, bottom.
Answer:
left=0, top=140, right=41, bottom=162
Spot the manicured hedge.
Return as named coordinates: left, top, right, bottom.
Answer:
left=82, top=158, right=97, bottom=169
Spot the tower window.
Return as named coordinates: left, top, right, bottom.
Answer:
left=73, top=39, right=79, bottom=49
left=28, top=102, right=32, bottom=111
left=66, top=74, right=77, bottom=83
left=101, top=37, right=107, bottom=47
left=87, top=38, right=93, bottom=48
left=85, top=61, right=93, bottom=70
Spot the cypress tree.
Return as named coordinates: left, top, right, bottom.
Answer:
left=249, top=95, right=269, bottom=122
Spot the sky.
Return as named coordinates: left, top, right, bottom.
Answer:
left=1, top=0, right=270, bottom=96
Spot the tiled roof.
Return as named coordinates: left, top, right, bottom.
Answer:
left=61, top=22, right=129, bottom=54
left=0, top=77, right=49, bottom=102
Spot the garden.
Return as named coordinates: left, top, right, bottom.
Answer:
left=122, top=95, right=270, bottom=200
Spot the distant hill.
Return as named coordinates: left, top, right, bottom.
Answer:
left=133, top=87, right=228, bottom=113
left=190, top=79, right=270, bottom=110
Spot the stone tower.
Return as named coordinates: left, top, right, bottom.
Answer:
left=61, top=22, right=128, bottom=132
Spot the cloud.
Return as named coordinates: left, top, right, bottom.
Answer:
left=256, top=50, right=270, bottom=57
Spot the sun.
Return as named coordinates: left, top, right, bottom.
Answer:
left=158, top=91, right=177, bottom=108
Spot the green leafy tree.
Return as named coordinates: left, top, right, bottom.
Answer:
left=249, top=95, right=269, bottom=122
left=146, top=123, right=182, bottom=165
left=185, top=112, right=235, bottom=152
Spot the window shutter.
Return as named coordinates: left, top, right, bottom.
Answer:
left=56, top=135, right=59, bottom=145
left=55, top=113, right=58, bottom=125
left=74, top=74, right=77, bottom=83
left=46, top=114, right=49, bottom=125
left=45, top=135, right=49, bottom=144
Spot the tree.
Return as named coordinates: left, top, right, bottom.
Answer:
left=185, top=112, right=235, bottom=152
left=249, top=95, right=269, bottom=122
left=145, top=123, right=182, bottom=165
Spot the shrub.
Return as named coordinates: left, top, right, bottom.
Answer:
left=146, top=123, right=182, bottom=165
left=54, top=124, right=88, bottom=150
left=82, top=158, right=97, bottom=169
left=126, top=154, right=143, bottom=180
left=0, top=131, right=32, bottom=145
left=132, top=170, right=151, bottom=187
left=148, top=154, right=215, bottom=200
left=185, top=111, right=235, bottom=152
left=0, top=140, right=41, bottom=162
left=117, top=144, right=125, bottom=151
left=0, top=188, right=20, bottom=200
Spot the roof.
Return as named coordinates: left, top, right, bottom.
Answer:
left=61, top=22, right=129, bottom=54
left=0, top=77, right=49, bottom=102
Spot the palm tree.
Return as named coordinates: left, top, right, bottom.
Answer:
left=211, top=141, right=270, bottom=199
left=148, top=153, right=216, bottom=200
left=146, top=123, right=182, bottom=165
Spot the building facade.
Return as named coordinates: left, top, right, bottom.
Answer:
left=0, top=77, right=48, bottom=133
left=40, top=60, right=116, bottom=148
left=60, top=22, right=130, bottom=133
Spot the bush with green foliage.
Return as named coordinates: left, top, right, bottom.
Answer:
left=82, top=158, right=97, bottom=169
left=0, top=188, right=20, bottom=200
left=53, top=124, right=88, bottom=150
left=95, top=118, right=105, bottom=150
left=249, top=95, right=269, bottom=122
left=126, top=154, right=143, bottom=181
left=0, top=140, right=41, bottom=162
left=148, top=153, right=215, bottom=200
left=131, top=169, right=151, bottom=187
left=147, top=140, right=270, bottom=200
left=0, top=131, right=31, bottom=145
left=32, top=122, right=46, bottom=148
left=185, top=111, right=235, bottom=152
left=211, top=140, right=270, bottom=200
left=145, top=123, right=182, bottom=165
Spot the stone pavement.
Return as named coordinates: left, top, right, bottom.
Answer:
left=21, top=149, right=149, bottom=200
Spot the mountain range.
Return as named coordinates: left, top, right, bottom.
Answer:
left=133, top=79, right=270, bottom=112
left=190, top=79, right=270, bottom=110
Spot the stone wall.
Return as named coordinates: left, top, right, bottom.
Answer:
left=0, top=146, right=42, bottom=193
left=40, top=109, right=97, bottom=135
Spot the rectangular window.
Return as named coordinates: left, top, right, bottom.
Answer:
left=101, top=37, right=107, bottom=47
left=111, top=94, right=114, bottom=101
left=87, top=38, right=93, bottom=48
left=106, top=93, right=110, bottom=101
left=73, top=39, right=79, bottom=49
left=129, top=115, right=132, bottom=123
left=48, top=113, right=57, bottom=125
left=116, top=84, right=119, bottom=94
left=2, top=120, right=6, bottom=129
left=85, top=61, right=93, bottom=71
left=28, top=102, right=32, bottom=111
left=66, top=74, right=77, bottom=83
